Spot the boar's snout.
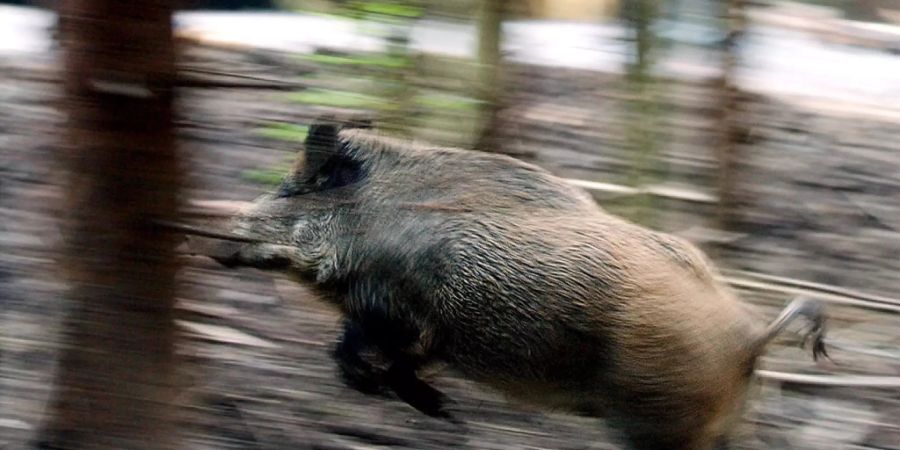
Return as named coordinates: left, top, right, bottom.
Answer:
left=182, top=233, right=245, bottom=266
left=184, top=232, right=293, bottom=271
left=209, top=239, right=294, bottom=271
left=206, top=239, right=248, bottom=268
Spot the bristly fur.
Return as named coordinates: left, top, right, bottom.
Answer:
left=206, top=117, right=829, bottom=450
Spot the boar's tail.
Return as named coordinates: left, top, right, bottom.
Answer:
left=753, top=296, right=829, bottom=362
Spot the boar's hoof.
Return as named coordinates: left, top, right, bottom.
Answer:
left=332, top=349, right=390, bottom=396
left=335, top=356, right=390, bottom=396
left=384, top=362, right=460, bottom=424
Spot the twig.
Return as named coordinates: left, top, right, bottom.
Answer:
left=175, top=75, right=304, bottom=91
left=1, top=66, right=305, bottom=90
left=825, top=338, right=900, bottom=362
left=564, top=178, right=718, bottom=204
left=720, top=274, right=900, bottom=313
left=180, top=67, right=290, bottom=82
left=756, top=370, right=900, bottom=388
left=723, top=269, right=900, bottom=308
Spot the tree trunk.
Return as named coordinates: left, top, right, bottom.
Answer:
left=847, top=0, right=884, bottom=22
left=621, top=0, right=662, bottom=226
left=715, top=0, right=746, bottom=230
left=35, top=1, right=183, bottom=449
left=475, top=0, right=504, bottom=152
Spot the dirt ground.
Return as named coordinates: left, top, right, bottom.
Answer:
left=1, top=42, right=899, bottom=449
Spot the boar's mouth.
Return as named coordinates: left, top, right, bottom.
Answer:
left=202, top=239, right=293, bottom=271
left=211, top=241, right=292, bottom=270
left=168, top=221, right=293, bottom=271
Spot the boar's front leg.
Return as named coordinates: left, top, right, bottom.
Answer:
left=382, top=357, right=458, bottom=422
left=332, top=317, right=456, bottom=421
left=332, top=319, right=388, bottom=395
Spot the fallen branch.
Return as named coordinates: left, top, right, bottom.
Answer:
left=722, top=269, right=900, bottom=309
left=176, top=78, right=303, bottom=90
left=564, top=178, right=718, bottom=204
left=176, top=320, right=279, bottom=349
left=756, top=370, right=900, bottom=388
left=721, top=275, right=900, bottom=314
left=1, top=65, right=306, bottom=91
left=825, top=338, right=900, bottom=362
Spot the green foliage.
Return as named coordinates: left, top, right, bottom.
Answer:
left=240, top=167, right=290, bottom=187
left=241, top=146, right=298, bottom=187
left=353, top=1, right=423, bottom=18
left=299, top=9, right=354, bottom=20
left=285, top=1, right=488, bottom=145
left=254, top=123, right=310, bottom=142
left=332, top=1, right=424, bottom=20
left=416, top=93, right=481, bottom=112
left=287, top=89, right=384, bottom=109
left=300, top=52, right=411, bottom=69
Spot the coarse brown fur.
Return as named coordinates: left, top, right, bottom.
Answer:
left=203, top=117, right=827, bottom=450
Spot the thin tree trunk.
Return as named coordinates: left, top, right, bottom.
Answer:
left=848, top=0, right=884, bottom=22
left=715, top=0, right=746, bottom=230
left=475, top=0, right=504, bottom=152
left=36, top=1, right=183, bottom=449
left=622, top=0, right=662, bottom=226
left=381, top=31, right=416, bottom=137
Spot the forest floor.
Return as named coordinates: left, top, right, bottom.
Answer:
left=1, top=39, right=899, bottom=450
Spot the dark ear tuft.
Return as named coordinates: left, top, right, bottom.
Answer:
left=277, top=115, right=367, bottom=198
left=303, top=116, right=343, bottom=180
left=306, top=116, right=340, bottom=154
left=304, top=114, right=372, bottom=155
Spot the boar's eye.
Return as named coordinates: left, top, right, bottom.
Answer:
left=318, top=155, right=364, bottom=190
left=276, top=118, right=368, bottom=199
left=276, top=154, right=364, bottom=198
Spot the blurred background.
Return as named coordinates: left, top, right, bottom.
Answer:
left=1, top=0, right=899, bottom=449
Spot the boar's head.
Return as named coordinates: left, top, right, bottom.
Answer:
left=209, top=117, right=372, bottom=280
left=208, top=115, right=594, bottom=288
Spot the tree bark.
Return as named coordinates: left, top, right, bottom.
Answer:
left=36, top=1, right=183, bottom=449
left=621, top=0, right=662, bottom=226
left=847, top=0, right=884, bottom=22
left=474, top=0, right=504, bottom=152
left=715, top=0, right=747, bottom=230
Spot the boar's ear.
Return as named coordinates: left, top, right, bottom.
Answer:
left=303, top=114, right=371, bottom=165
left=277, top=118, right=365, bottom=197
left=304, top=119, right=341, bottom=170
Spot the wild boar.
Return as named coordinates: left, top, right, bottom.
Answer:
left=203, top=116, right=827, bottom=450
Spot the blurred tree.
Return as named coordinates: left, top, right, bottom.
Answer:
left=621, top=0, right=663, bottom=225
left=474, top=0, right=505, bottom=152
left=326, top=1, right=424, bottom=136
left=381, top=22, right=418, bottom=137
left=847, top=0, right=885, bottom=21
left=34, top=1, right=184, bottom=449
left=715, top=0, right=747, bottom=230
left=184, top=0, right=276, bottom=9
left=523, top=0, right=619, bottom=21
left=622, top=0, right=658, bottom=86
